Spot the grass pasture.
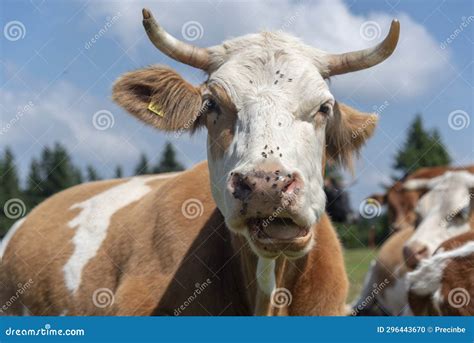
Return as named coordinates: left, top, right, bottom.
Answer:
left=343, top=248, right=378, bottom=303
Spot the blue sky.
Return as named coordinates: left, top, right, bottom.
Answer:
left=1, top=0, right=473, bottom=209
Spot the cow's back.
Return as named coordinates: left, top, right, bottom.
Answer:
left=0, top=169, right=191, bottom=315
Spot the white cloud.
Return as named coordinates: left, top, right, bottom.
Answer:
left=0, top=79, right=143, bottom=176
left=88, top=0, right=451, bottom=100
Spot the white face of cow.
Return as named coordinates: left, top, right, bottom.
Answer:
left=403, top=171, right=474, bottom=269
left=205, top=36, right=334, bottom=258
left=113, top=9, right=399, bottom=259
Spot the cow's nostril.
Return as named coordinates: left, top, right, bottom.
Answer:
left=403, top=244, right=429, bottom=270
left=230, top=173, right=253, bottom=201
left=282, top=173, right=300, bottom=194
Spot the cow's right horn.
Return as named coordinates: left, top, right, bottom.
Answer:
left=142, top=8, right=210, bottom=70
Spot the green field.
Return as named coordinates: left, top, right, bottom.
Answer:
left=344, top=248, right=378, bottom=303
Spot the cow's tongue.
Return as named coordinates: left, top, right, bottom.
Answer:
left=261, top=219, right=307, bottom=240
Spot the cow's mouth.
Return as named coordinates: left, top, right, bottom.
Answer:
left=248, top=218, right=309, bottom=240
left=246, top=217, right=313, bottom=257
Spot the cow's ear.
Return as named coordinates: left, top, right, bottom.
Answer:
left=326, top=102, right=378, bottom=170
left=112, top=66, right=203, bottom=132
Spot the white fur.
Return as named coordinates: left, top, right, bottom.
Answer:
left=256, top=257, right=276, bottom=296
left=0, top=218, right=26, bottom=260
left=404, top=171, right=474, bottom=256
left=207, top=33, right=332, bottom=246
left=378, top=275, right=408, bottom=315
left=407, top=241, right=474, bottom=295
left=63, top=174, right=176, bottom=293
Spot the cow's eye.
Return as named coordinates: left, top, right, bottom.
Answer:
left=319, top=103, right=331, bottom=115
left=203, top=97, right=219, bottom=114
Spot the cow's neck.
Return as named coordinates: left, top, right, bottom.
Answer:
left=230, top=232, right=308, bottom=316
left=228, top=156, right=326, bottom=315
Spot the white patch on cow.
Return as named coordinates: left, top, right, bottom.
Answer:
left=207, top=33, right=331, bottom=236
left=407, top=241, right=474, bottom=296
left=0, top=218, right=26, bottom=260
left=256, top=257, right=276, bottom=296
left=63, top=174, right=176, bottom=293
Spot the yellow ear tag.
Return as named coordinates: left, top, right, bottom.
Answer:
left=148, top=101, right=164, bottom=117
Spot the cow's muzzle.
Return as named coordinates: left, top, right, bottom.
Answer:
left=227, top=164, right=312, bottom=257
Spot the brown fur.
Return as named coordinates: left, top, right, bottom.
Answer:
left=206, top=83, right=238, bottom=160
left=326, top=102, right=377, bottom=171
left=1, top=162, right=347, bottom=316
left=112, top=66, right=203, bottom=132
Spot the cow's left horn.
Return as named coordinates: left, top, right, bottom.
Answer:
left=142, top=8, right=210, bottom=70
left=325, top=20, right=400, bottom=76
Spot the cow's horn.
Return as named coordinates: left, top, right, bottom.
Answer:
left=325, top=20, right=400, bottom=76
left=142, top=8, right=210, bottom=70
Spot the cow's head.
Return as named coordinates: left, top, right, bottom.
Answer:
left=113, top=9, right=399, bottom=259
left=402, top=171, right=474, bottom=269
left=370, top=181, right=425, bottom=233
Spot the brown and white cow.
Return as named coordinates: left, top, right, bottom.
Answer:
left=371, top=166, right=474, bottom=233
left=0, top=9, right=400, bottom=316
left=403, top=170, right=474, bottom=269
left=407, top=231, right=474, bottom=316
left=352, top=166, right=474, bottom=315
